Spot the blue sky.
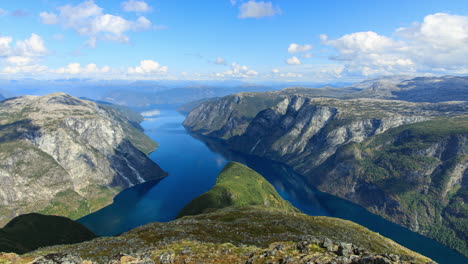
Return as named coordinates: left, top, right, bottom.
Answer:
left=0, top=0, right=467, bottom=82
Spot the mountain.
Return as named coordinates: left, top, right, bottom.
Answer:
left=178, top=162, right=298, bottom=218
left=0, top=93, right=167, bottom=226
left=183, top=91, right=468, bottom=255
left=0, top=213, right=96, bottom=254
left=0, top=94, right=4, bottom=101
left=349, top=76, right=468, bottom=102
left=0, top=163, right=433, bottom=264
left=101, top=85, right=277, bottom=107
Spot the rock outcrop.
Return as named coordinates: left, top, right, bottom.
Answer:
left=0, top=93, right=167, bottom=226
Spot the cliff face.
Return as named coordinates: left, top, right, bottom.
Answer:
left=183, top=93, right=468, bottom=255
left=0, top=93, right=166, bottom=226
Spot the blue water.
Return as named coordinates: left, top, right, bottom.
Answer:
left=78, top=106, right=467, bottom=264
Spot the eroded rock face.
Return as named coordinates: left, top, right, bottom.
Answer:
left=0, top=93, right=166, bottom=225
left=183, top=93, right=468, bottom=255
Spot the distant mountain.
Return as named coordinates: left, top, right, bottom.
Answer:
left=0, top=94, right=4, bottom=101
left=1, top=163, right=433, bottom=264
left=0, top=93, right=167, bottom=226
left=183, top=90, right=468, bottom=256
left=178, top=162, right=298, bottom=218
left=101, top=85, right=278, bottom=106
left=0, top=213, right=97, bottom=254
left=349, top=75, right=468, bottom=102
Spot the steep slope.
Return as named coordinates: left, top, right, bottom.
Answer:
left=0, top=93, right=167, bottom=226
left=312, top=117, right=468, bottom=255
left=184, top=93, right=468, bottom=255
left=0, top=213, right=96, bottom=254
left=0, top=163, right=433, bottom=263
left=178, top=161, right=298, bottom=217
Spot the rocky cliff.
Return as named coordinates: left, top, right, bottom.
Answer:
left=184, top=93, right=468, bottom=256
left=0, top=93, right=166, bottom=226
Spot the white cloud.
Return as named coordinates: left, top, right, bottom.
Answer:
left=288, top=43, right=313, bottom=53
left=0, top=8, right=7, bottom=16
left=322, top=13, right=468, bottom=76
left=15, top=34, right=48, bottom=57
left=286, top=56, right=301, bottom=65
left=40, top=0, right=154, bottom=47
left=280, top=72, right=303, bottom=78
left=238, top=1, right=281, bottom=19
left=0, top=34, right=49, bottom=76
left=39, top=12, right=58, bottom=24
left=215, top=62, right=258, bottom=78
left=215, top=57, right=227, bottom=65
left=53, top=63, right=110, bottom=75
left=128, top=60, right=168, bottom=74
left=272, top=68, right=280, bottom=73
left=122, top=0, right=152, bottom=12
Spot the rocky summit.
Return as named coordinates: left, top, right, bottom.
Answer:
left=0, top=93, right=167, bottom=226
left=183, top=85, right=468, bottom=256
left=0, top=163, right=434, bottom=264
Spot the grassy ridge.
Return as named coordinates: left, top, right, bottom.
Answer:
left=177, top=162, right=298, bottom=218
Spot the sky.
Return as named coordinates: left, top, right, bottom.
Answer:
left=0, top=0, right=467, bottom=82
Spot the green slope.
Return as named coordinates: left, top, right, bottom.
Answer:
left=178, top=162, right=298, bottom=218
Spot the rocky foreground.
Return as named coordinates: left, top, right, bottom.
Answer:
left=0, top=93, right=166, bottom=226
left=0, top=163, right=434, bottom=264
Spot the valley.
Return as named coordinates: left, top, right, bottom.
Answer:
left=183, top=76, right=468, bottom=258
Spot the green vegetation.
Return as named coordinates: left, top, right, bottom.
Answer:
left=24, top=207, right=431, bottom=263
left=178, top=162, right=298, bottom=218
left=39, top=186, right=119, bottom=221
left=0, top=213, right=97, bottom=254
left=319, top=116, right=468, bottom=256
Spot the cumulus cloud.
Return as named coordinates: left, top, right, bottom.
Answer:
left=40, top=12, right=58, bottom=24
left=128, top=60, right=168, bottom=74
left=286, top=56, right=301, bottom=65
left=238, top=1, right=281, bottom=19
left=288, top=43, right=313, bottom=53
left=53, top=63, right=110, bottom=75
left=214, top=57, right=227, bottom=65
left=215, top=62, right=258, bottom=78
left=272, top=68, right=280, bottom=73
left=122, top=0, right=152, bottom=12
left=40, top=0, right=153, bottom=47
left=0, top=34, right=50, bottom=75
left=322, top=13, right=468, bottom=76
